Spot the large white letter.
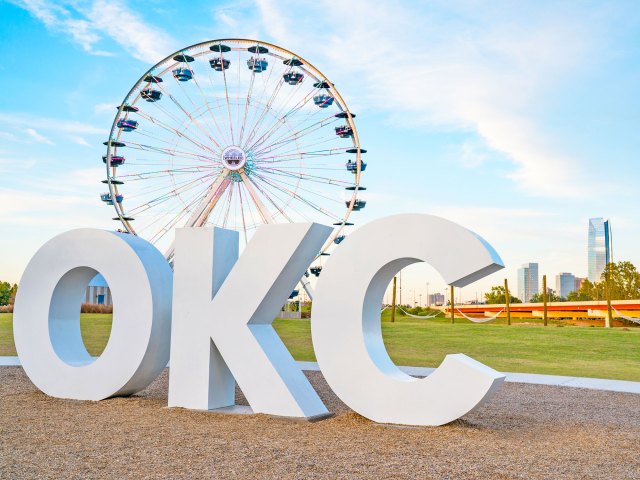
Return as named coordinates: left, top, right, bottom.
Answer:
left=168, top=223, right=331, bottom=419
left=13, top=229, right=172, bottom=400
left=312, top=214, right=506, bottom=426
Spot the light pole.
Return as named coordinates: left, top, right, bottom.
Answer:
left=419, top=293, right=422, bottom=307
left=426, top=282, right=430, bottom=306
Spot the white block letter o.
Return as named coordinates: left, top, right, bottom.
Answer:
left=13, top=229, right=172, bottom=400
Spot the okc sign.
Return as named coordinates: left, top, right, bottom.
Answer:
left=13, top=214, right=505, bottom=426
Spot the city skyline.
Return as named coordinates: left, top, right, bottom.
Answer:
left=1, top=1, right=639, bottom=302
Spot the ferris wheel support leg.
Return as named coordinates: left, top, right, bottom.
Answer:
left=301, top=274, right=314, bottom=301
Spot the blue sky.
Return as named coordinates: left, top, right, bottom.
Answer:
left=1, top=0, right=639, bottom=302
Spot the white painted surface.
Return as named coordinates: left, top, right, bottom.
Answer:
left=168, top=224, right=332, bottom=418
left=12, top=229, right=173, bottom=401
left=312, top=214, right=506, bottom=426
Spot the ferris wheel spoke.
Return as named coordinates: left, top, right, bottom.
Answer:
left=238, top=171, right=275, bottom=224
left=192, top=74, right=232, bottom=147
left=203, top=57, right=235, bottom=147
left=135, top=109, right=220, bottom=156
left=254, top=172, right=344, bottom=206
left=245, top=84, right=322, bottom=152
left=253, top=173, right=340, bottom=221
left=152, top=81, right=224, bottom=153
left=126, top=167, right=218, bottom=199
left=123, top=141, right=216, bottom=163
left=238, top=62, right=259, bottom=146
left=142, top=98, right=221, bottom=155
left=258, top=166, right=353, bottom=187
left=127, top=128, right=217, bottom=160
left=180, top=171, right=233, bottom=228
left=150, top=184, right=214, bottom=245
left=236, top=183, right=249, bottom=244
left=117, top=165, right=218, bottom=181
left=219, top=53, right=236, bottom=145
left=256, top=146, right=348, bottom=163
left=256, top=134, right=349, bottom=162
left=242, top=82, right=294, bottom=150
left=241, top=57, right=285, bottom=148
left=243, top=175, right=295, bottom=223
left=135, top=177, right=214, bottom=236
left=127, top=172, right=218, bottom=215
left=220, top=180, right=235, bottom=228
left=252, top=115, right=339, bottom=156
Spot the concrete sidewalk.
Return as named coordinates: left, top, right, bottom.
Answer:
left=297, top=361, right=640, bottom=394
left=2, top=356, right=639, bottom=394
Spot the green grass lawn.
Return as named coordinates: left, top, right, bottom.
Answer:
left=2, top=312, right=639, bottom=381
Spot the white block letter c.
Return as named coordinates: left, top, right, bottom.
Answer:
left=312, top=214, right=506, bottom=426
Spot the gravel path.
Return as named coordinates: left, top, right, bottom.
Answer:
left=1, top=367, right=639, bottom=479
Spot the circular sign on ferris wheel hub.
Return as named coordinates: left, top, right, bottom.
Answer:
left=221, top=146, right=247, bottom=171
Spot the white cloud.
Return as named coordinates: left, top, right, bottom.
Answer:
left=0, top=131, right=18, bottom=141
left=10, top=0, right=175, bottom=63
left=83, top=0, right=176, bottom=63
left=69, top=135, right=91, bottom=147
left=214, top=10, right=238, bottom=28
left=93, top=102, right=117, bottom=116
left=0, top=112, right=103, bottom=135
left=246, top=0, right=607, bottom=197
left=25, top=128, right=55, bottom=145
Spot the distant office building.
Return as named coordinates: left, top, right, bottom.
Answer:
left=588, top=217, right=612, bottom=283
left=85, top=274, right=112, bottom=305
left=517, top=263, right=539, bottom=303
left=574, top=276, right=586, bottom=291
left=555, top=272, right=576, bottom=298
left=428, top=293, right=445, bottom=306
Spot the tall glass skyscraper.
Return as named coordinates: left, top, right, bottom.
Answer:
left=588, top=217, right=612, bottom=283
left=555, top=272, right=576, bottom=298
left=517, top=262, right=539, bottom=303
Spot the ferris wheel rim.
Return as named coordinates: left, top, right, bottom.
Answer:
left=103, top=38, right=365, bottom=257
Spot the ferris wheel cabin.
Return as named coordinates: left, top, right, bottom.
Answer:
left=117, top=118, right=138, bottom=132
left=247, top=57, right=268, bottom=72
left=313, top=94, right=334, bottom=108
left=141, top=89, right=162, bottom=102
left=209, top=57, right=230, bottom=71
left=102, top=155, right=125, bottom=167
left=283, top=72, right=304, bottom=85
left=172, top=67, right=194, bottom=82
left=100, top=193, right=124, bottom=205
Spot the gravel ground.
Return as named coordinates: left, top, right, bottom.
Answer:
left=0, top=367, right=639, bottom=479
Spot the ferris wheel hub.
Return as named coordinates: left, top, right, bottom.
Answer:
left=221, top=146, right=247, bottom=171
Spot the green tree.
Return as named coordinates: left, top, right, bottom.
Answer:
left=0, top=282, right=16, bottom=306
left=601, top=261, right=640, bottom=300
left=530, top=291, right=565, bottom=302
left=484, top=286, right=521, bottom=304
left=566, top=288, right=593, bottom=301
left=563, top=261, right=640, bottom=301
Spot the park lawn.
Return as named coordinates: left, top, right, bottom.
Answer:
left=1, top=312, right=639, bottom=381
left=0, top=313, right=114, bottom=357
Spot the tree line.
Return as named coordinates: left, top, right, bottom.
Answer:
left=484, top=261, right=640, bottom=304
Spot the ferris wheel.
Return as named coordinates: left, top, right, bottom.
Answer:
left=100, top=39, right=367, bottom=297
